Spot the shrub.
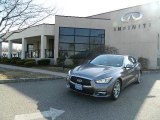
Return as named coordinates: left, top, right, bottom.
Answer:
left=16, top=60, right=26, bottom=65
left=37, top=59, right=50, bottom=65
left=71, top=58, right=85, bottom=66
left=10, top=57, right=21, bottom=64
left=72, top=59, right=80, bottom=66
left=104, top=45, right=119, bottom=54
left=24, top=59, right=36, bottom=62
left=138, top=57, right=149, bottom=70
left=64, top=65, right=76, bottom=69
left=58, top=45, right=119, bottom=67
left=15, top=59, right=36, bottom=66
left=70, top=52, right=89, bottom=59
left=24, top=61, right=36, bottom=67
left=11, top=57, right=21, bottom=61
left=70, top=52, right=90, bottom=66
left=57, top=57, right=65, bottom=66
left=85, top=45, right=119, bottom=60
left=0, top=57, right=11, bottom=64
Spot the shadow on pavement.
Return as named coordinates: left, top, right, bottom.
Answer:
left=5, top=72, right=160, bottom=120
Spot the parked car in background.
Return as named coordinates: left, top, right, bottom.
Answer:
left=66, top=54, right=141, bottom=100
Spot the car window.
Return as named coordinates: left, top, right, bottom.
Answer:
left=124, top=57, right=133, bottom=66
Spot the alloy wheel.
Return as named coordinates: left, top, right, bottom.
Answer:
left=112, top=80, right=121, bottom=100
left=136, top=71, right=141, bottom=84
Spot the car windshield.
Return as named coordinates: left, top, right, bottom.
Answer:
left=90, top=55, right=124, bottom=67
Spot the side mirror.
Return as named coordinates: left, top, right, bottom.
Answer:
left=125, top=64, right=134, bottom=69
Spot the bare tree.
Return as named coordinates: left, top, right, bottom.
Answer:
left=2, top=46, right=21, bottom=52
left=0, top=0, right=56, bottom=41
left=2, top=46, right=8, bottom=52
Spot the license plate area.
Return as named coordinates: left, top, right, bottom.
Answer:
left=75, top=83, right=83, bottom=91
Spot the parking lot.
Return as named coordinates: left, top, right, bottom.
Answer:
left=0, top=72, right=160, bottom=120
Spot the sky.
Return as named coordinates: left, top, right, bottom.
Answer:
left=36, top=0, right=160, bottom=24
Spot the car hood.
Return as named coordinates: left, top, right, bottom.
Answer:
left=71, top=63, right=121, bottom=80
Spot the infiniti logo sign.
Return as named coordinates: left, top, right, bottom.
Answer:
left=121, top=12, right=143, bottom=22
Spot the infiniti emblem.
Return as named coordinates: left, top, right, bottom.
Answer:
left=77, top=79, right=82, bottom=83
left=121, top=12, right=143, bottom=22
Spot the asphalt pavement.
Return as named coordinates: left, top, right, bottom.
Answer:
left=0, top=72, right=160, bottom=120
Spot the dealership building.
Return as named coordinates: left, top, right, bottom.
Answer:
left=0, top=2, right=160, bottom=69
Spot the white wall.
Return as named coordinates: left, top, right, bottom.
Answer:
left=6, top=24, right=55, bottom=41
left=90, top=2, right=160, bottom=69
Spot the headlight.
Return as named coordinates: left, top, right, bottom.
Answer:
left=95, top=77, right=112, bottom=84
left=66, top=70, right=71, bottom=80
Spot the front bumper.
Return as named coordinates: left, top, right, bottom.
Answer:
left=67, top=80, right=113, bottom=97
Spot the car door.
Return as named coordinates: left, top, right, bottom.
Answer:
left=129, top=56, right=140, bottom=81
left=122, top=56, right=136, bottom=87
left=128, top=56, right=137, bottom=82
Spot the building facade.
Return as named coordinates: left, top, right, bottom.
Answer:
left=0, top=2, right=160, bottom=69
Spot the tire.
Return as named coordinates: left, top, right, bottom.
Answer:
left=136, top=71, right=141, bottom=84
left=111, top=80, right=121, bottom=100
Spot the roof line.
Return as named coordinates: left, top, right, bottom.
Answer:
left=0, top=23, right=55, bottom=38
left=56, top=15, right=110, bottom=20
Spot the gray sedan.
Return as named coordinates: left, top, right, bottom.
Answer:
left=66, top=54, right=141, bottom=100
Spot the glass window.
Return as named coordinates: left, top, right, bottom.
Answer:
left=29, top=45, right=33, bottom=50
left=59, top=27, right=105, bottom=58
left=59, top=36, right=74, bottom=43
left=59, top=51, right=74, bottom=58
left=90, top=45, right=104, bottom=51
left=90, top=29, right=105, bottom=37
left=75, top=28, right=90, bottom=36
left=90, top=37, right=97, bottom=44
left=124, top=57, right=134, bottom=65
left=59, top=43, right=74, bottom=51
left=75, top=51, right=89, bottom=58
left=59, top=27, right=74, bottom=35
left=75, top=36, right=89, bottom=43
left=157, top=58, right=160, bottom=66
left=27, top=44, right=33, bottom=51
left=75, top=44, right=89, bottom=51
left=101, top=38, right=105, bottom=44
left=90, top=37, right=105, bottom=44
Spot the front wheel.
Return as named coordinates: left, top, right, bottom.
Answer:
left=136, top=71, right=141, bottom=84
left=111, top=80, right=121, bottom=100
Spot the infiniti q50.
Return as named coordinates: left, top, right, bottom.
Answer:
left=66, top=54, right=141, bottom=100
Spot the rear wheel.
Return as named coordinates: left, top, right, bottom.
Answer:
left=111, top=80, right=121, bottom=100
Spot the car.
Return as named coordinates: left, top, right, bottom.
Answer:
left=66, top=54, right=141, bottom=100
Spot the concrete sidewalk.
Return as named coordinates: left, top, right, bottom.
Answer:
left=0, top=64, right=67, bottom=78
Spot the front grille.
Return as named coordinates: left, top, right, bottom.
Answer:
left=69, top=82, right=94, bottom=95
left=70, top=76, right=91, bottom=85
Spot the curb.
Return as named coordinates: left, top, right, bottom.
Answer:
left=142, top=71, right=160, bottom=74
left=0, top=76, right=65, bottom=84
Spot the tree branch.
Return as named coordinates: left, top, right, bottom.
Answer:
left=0, top=0, right=57, bottom=42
